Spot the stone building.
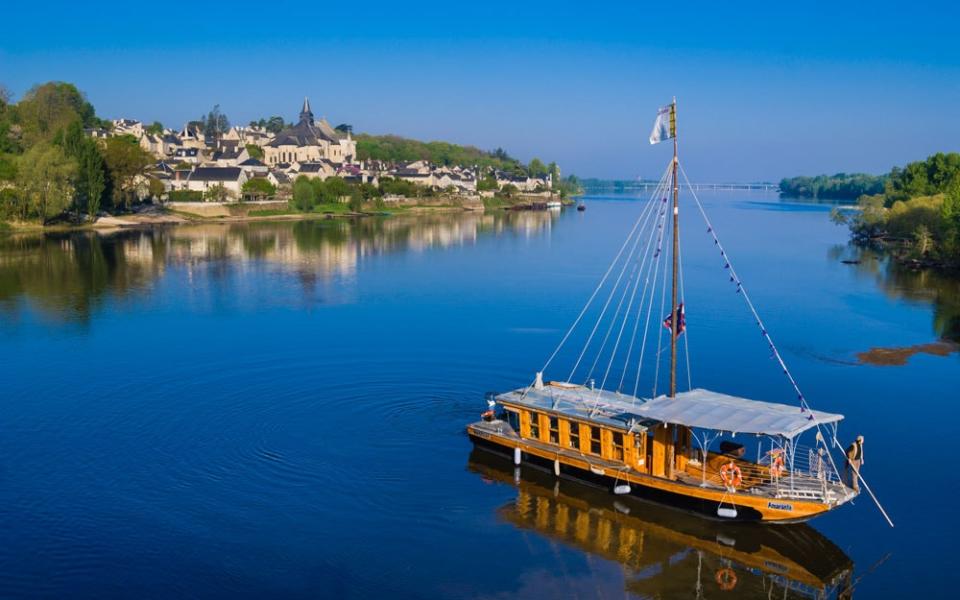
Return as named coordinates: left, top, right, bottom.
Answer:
left=263, top=98, right=356, bottom=167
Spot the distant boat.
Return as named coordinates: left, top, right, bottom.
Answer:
left=576, top=202, right=586, bottom=212
left=546, top=200, right=562, bottom=210
left=468, top=99, right=870, bottom=524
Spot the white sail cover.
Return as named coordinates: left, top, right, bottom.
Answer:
left=634, top=388, right=843, bottom=438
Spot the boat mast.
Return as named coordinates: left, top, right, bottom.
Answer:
left=669, top=98, right=679, bottom=398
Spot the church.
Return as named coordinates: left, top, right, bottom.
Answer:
left=263, top=98, right=357, bottom=166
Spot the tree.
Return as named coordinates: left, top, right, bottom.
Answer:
left=242, top=177, right=276, bottom=200
left=347, top=188, right=363, bottom=212
left=14, top=82, right=98, bottom=146
left=477, top=176, right=498, bottom=192
left=146, top=121, right=164, bottom=135
left=203, top=104, right=230, bottom=140
left=16, top=143, right=76, bottom=223
left=251, top=116, right=287, bottom=134
left=527, top=157, right=548, bottom=178
left=101, top=135, right=153, bottom=210
left=245, top=144, right=264, bottom=160
left=204, top=183, right=232, bottom=202
left=59, top=120, right=105, bottom=219
left=0, top=85, right=10, bottom=106
left=322, top=177, right=350, bottom=203
left=335, top=123, right=353, bottom=135
left=147, top=177, right=165, bottom=200
left=292, top=176, right=315, bottom=211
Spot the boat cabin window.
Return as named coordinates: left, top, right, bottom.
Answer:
left=529, top=412, right=540, bottom=439
left=590, top=427, right=602, bottom=455
left=505, top=409, right=520, bottom=432
left=612, top=432, right=624, bottom=461
left=548, top=416, right=559, bottom=444
left=568, top=422, right=580, bottom=450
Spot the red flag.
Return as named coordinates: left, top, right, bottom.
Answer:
left=663, top=303, right=686, bottom=336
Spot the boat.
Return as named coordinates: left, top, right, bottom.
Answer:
left=468, top=449, right=854, bottom=597
left=576, top=202, right=586, bottom=212
left=546, top=200, right=562, bottom=209
left=467, top=100, right=869, bottom=524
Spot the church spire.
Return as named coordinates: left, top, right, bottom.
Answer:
left=299, top=97, right=314, bottom=125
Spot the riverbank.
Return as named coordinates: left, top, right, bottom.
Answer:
left=0, top=193, right=575, bottom=233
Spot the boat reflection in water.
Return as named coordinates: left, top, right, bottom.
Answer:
left=468, top=449, right=854, bottom=599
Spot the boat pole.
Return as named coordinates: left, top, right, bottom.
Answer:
left=832, top=438, right=895, bottom=527
left=669, top=98, right=679, bottom=399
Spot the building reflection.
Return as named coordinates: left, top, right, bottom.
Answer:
left=468, top=449, right=854, bottom=599
left=0, top=210, right=558, bottom=323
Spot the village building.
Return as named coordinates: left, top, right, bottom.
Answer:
left=112, top=118, right=143, bottom=137
left=181, top=167, right=248, bottom=199
left=239, top=157, right=269, bottom=175
left=263, top=98, right=357, bottom=167
left=289, top=160, right=338, bottom=180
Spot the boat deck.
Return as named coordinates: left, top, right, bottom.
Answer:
left=470, top=419, right=852, bottom=505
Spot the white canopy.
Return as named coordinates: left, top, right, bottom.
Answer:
left=633, top=388, right=843, bottom=438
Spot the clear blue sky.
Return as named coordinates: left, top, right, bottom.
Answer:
left=2, top=1, right=958, bottom=181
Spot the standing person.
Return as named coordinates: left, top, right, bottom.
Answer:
left=845, top=435, right=864, bottom=492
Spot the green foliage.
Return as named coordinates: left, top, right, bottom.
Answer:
left=477, top=176, right=498, bottom=192
left=12, top=82, right=99, bottom=146
left=250, top=116, right=286, bottom=134
left=348, top=189, right=363, bottom=212
left=292, top=176, right=316, bottom=211
left=203, top=105, right=230, bottom=139
left=883, top=152, right=960, bottom=205
left=843, top=151, right=960, bottom=268
left=242, top=177, right=276, bottom=199
left=15, top=143, right=77, bottom=223
left=168, top=190, right=203, bottom=202
left=378, top=177, right=419, bottom=197
left=554, top=174, right=582, bottom=199
left=59, top=120, right=105, bottom=218
left=204, top=183, right=231, bottom=202
left=101, top=135, right=153, bottom=210
left=0, top=155, right=17, bottom=181
left=356, top=134, right=524, bottom=172
left=245, top=144, right=264, bottom=160
left=527, top=157, right=548, bottom=178
left=146, top=121, right=164, bottom=135
left=0, top=188, right=18, bottom=220
left=779, top=173, right=886, bottom=199
left=497, top=184, right=519, bottom=198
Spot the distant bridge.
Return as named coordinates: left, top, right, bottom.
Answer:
left=613, top=181, right=780, bottom=192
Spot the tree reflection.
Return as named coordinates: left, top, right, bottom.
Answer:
left=838, top=244, right=960, bottom=342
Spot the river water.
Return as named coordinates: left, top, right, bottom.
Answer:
left=0, top=193, right=956, bottom=598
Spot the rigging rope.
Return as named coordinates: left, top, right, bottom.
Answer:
left=535, top=161, right=673, bottom=380
left=618, top=195, right=668, bottom=394
left=568, top=168, right=670, bottom=382
left=675, top=164, right=899, bottom=526
left=632, top=196, right=671, bottom=399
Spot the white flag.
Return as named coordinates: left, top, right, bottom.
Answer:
left=649, top=103, right=676, bottom=145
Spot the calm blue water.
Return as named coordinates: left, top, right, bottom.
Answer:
left=0, top=194, right=956, bottom=598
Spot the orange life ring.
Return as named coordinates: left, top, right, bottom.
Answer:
left=715, top=567, right=738, bottom=591
left=720, top=461, right=742, bottom=488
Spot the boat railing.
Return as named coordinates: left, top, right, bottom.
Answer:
left=694, top=443, right=847, bottom=503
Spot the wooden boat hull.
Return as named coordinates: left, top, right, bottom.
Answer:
left=468, top=425, right=838, bottom=524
